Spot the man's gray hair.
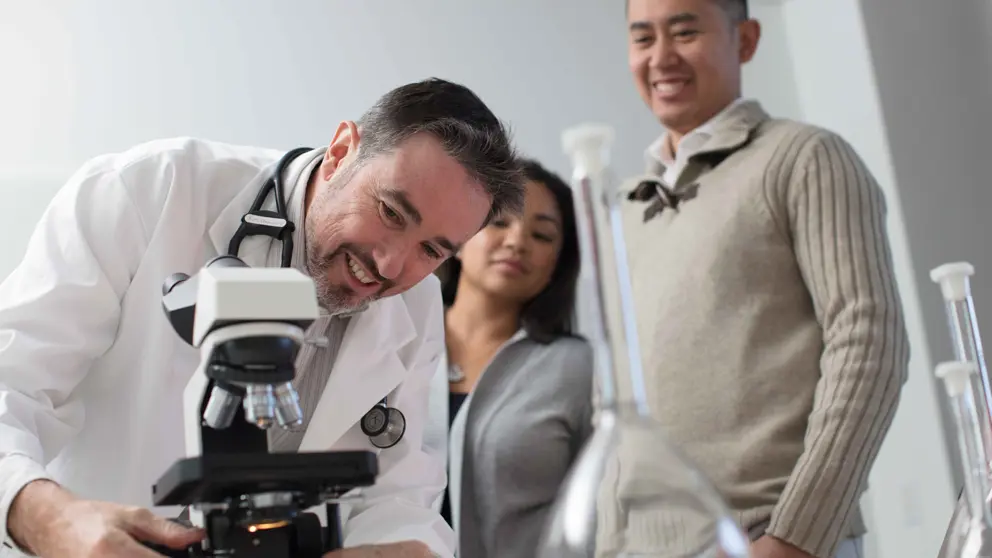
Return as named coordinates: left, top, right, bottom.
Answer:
left=353, top=78, right=525, bottom=225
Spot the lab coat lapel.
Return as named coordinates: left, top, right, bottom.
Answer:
left=298, top=294, right=417, bottom=451
left=206, top=166, right=277, bottom=267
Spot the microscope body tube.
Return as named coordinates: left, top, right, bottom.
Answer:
left=931, top=262, right=992, bottom=469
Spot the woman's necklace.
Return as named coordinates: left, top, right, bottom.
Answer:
left=448, top=362, right=466, bottom=383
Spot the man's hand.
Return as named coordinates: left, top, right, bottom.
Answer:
left=750, top=535, right=816, bottom=558
left=323, top=540, right=437, bottom=558
left=7, top=479, right=205, bottom=558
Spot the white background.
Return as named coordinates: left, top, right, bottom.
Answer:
left=3, top=1, right=990, bottom=556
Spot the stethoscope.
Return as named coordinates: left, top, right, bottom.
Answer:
left=230, top=147, right=406, bottom=449
left=361, top=397, right=407, bottom=449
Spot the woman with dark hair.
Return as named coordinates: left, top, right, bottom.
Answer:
left=426, top=159, right=594, bottom=557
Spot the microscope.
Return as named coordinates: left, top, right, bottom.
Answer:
left=144, top=255, right=378, bottom=557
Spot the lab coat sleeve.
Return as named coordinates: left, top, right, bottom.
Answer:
left=340, top=283, right=455, bottom=557
left=0, top=163, right=147, bottom=549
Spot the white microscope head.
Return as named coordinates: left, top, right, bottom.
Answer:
left=191, top=265, right=320, bottom=348
left=161, top=255, right=321, bottom=432
left=190, top=262, right=321, bottom=431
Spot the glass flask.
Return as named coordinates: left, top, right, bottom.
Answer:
left=930, top=263, right=992, bottom=558
left=935, top=360, right=992, bottom=558
left=535, top=124, right=751, bottom=558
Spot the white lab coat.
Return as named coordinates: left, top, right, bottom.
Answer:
left=0, top=137, right=454, bottom=556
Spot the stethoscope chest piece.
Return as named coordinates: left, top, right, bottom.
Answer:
left=361, top=398, right=406, bottom=449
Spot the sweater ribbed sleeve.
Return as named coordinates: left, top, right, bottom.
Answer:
left=764, top=130, right=910, bottom=557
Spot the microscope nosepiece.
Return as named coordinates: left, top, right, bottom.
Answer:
left=244, top=384, right=276, bottom=429
left=274, top=382, right=304, bottom=429
left=202, top=384, right=242, bottom=429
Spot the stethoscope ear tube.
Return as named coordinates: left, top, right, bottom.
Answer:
left=228, top=147, right=311, bottom=267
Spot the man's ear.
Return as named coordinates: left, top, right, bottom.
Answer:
left=320, top=120, right=360, bottom=181
left=738, top=19, right=761, bottom=64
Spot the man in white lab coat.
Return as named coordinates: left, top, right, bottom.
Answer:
left=0, top=78, right=523, bottom=558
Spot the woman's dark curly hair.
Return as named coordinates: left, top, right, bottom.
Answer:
left=437, top=158, right=581, bottom=344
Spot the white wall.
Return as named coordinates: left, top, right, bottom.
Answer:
left=0, top=0, right=664, bottom=274
left=0, top=1, right=979, bottom=557
left=0, top=0, right=663, bottom=178
left=858, top=0, right=992, bottom=497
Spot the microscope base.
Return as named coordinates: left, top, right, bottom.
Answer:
left=146, top=451, right=377, bottom=557
left=143, top=510, right=328, bottom=558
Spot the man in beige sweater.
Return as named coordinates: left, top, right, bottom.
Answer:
left=618, top=1, right=911, bottom=557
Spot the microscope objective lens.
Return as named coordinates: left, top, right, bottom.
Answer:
left=244, top=384, right=276, bottom=429
left=274, top=382, right=304, bottom=429
left=202, top=384, right=241, bottom=429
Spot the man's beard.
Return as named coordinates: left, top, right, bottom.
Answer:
left=302, top=164, right=372, bottom=317
left=305, top=248, right=373, bottom=317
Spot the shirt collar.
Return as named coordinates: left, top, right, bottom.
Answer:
left=644, top=97, right=751, bottom=169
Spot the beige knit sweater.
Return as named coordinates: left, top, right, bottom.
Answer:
left=597, top=100, right=910, bottom=558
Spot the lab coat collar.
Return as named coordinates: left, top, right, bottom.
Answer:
left=207, top=147, right=325, bottom=267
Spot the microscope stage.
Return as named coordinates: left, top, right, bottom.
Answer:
left=151, top=450, right=378, bottom=508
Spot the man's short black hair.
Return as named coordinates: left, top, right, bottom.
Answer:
left=625, top=0, right=749, bottom=23
left=355, top=78, right=525, bottom=225
left=719, top=0, right=749, bottom=22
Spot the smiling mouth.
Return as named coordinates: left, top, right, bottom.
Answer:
left=493, top=260, right=527, bottom=274
left=346, top=253, right=377, bottom=286
left=653, top=80, right=690, bottom=97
